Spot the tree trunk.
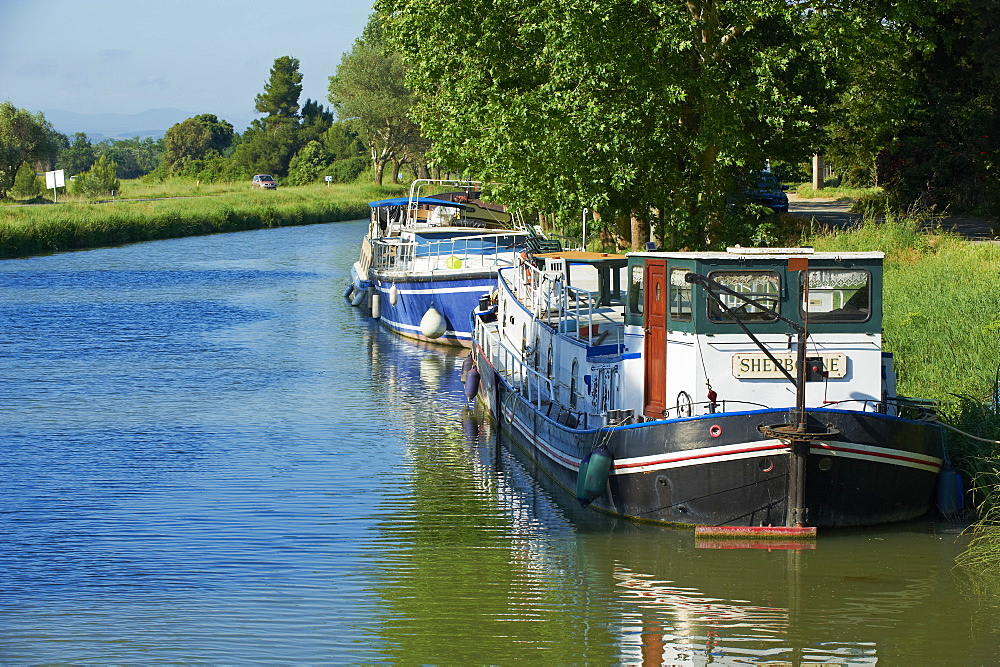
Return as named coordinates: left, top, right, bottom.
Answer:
left=630, top=208, right=650, bottom=251
left=372, top=160, right=385, bottom=185
left=389, top=159, right=402, bottom=184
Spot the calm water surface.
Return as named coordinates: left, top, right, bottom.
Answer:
left=1, top=221, right=998, bottom=663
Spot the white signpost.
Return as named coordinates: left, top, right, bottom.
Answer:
left=45, top=169, right=66, bottom=203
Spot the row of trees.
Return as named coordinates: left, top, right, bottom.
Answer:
left=1, top=100, right=168, bottom=199
left=154, top=56, right=370, bottom=186
left=1, top=56, right=374, bottom=200
left=358, top=0, right=998, bottom=249
left=5, top=1, right=997, bottom=245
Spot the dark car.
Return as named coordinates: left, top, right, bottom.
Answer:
left=252, top=174, right=277, bottom=189
left=743, top=172, right=789, bottom=214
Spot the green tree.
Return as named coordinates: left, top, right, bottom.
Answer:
left=299, top=99, right=335, bottom=145
left=232, top=57, right=307, bottom=177
left=379, top=0, right=881, bottom=248
left=11, top=161, right=42, bottom=200
left=328, top=36, right=422, bottom=185
left=98, top=137, right=163, bottom=179
left=191, top=114, right=235, bottom=154
left=164, top=118, right=213, bottom=173
left=71, top=153, right=120, bottom=198
left=322, top=121, right=366, bottom=159
left=876, top=0, right=999, bottom=213
left=287, top=140, right=332, bottom=185
left=0, top=101, right=54, bottom=199
left=229, top=119, right=299, bottom=177
left=58, top=132, right=97, bottom=176
left=255, top=56, right=304, bottom=121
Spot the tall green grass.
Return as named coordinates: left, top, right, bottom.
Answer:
left=808, top=218, right=1000, bottom=401
left=0, top=182, right=404, bottom=259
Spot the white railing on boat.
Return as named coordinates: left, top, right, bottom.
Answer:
left=477, top=320, right=599, bottom=424
left=370, top=234, right=520, bottom=273
left=511, top=258, right=625, bottom=348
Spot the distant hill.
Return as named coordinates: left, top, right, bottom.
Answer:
left=43, top=108, right=257, bottom=142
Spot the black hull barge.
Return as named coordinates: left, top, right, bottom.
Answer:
left=471, top=248, right=945, bottom=532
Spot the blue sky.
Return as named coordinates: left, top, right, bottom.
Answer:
left=0, top=0, right=373, bottom=120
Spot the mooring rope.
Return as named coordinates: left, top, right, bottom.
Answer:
left=923, top=417, right=1000, bottom=445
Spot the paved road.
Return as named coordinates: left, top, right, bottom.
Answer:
left=788, top=194, right=997, bottom=240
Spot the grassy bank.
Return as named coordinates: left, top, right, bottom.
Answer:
left=0, top=181, right=404, bottom=259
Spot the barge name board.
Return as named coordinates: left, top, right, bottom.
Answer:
left=732, top=352, right=848, bottom=379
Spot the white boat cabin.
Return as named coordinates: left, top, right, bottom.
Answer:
left=479, top=247, right=893, bottom=427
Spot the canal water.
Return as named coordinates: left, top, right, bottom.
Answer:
left=2, top=220, right=998, bottom=663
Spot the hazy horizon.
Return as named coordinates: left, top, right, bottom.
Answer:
left=0, top=0, right=373, bottom=124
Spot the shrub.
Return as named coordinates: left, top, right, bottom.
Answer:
left=71, top=154, right=121, bottom=199
left=324, top=156, right=369, bottom=183
left=11, top=161, right=43, bottom=200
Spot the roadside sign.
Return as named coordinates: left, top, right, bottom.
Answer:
left=45, top=169, right=65, bottom=189
left=45, top=169, right=65, bottom=202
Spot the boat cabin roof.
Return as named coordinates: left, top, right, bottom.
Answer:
left=629, top=247, right=884, bottom=261
left=368, top=196, right=468, bottom=209
left=534, top=250, right=629, bottom=264
left=625, top=248, right=885, bottom=334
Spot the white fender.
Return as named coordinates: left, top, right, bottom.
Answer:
left=371, top=291, right=381, bottom=319
left=420, top=306, right=447, bottom=339
left=389, top=283, right=399, bottom=306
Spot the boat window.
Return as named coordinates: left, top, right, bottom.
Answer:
left=629, top=265, right=644, bottom=315
left=533, top=335, right=540, bottom=369
left=570, top=359, right=579, bottom=409
left=669, top=268, right=692, bottom=321
left=800, top=269, right=871, bottom=322
left=707, top=270, right=780, bottom=323
left=546, top=343, right=553, bottom=378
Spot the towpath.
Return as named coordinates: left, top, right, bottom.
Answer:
left=787, top=193, right=997, bottom=241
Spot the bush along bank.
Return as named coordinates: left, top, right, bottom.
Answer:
left=0, top=184, right=403, bottom=259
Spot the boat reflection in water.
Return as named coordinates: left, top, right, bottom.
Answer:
left=357, top=322, right=993, bottom=664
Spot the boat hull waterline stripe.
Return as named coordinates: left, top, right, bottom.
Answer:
left=390, top=285, right=496, bottom=295
left=809, top=441, right=942, bottom=473
left=501, top=403, right=943, bottom=475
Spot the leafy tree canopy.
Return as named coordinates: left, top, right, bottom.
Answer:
left=0, top=101, right=54, bottom=199
left=98, top=136, right=163, bottom=180
left=378, top=0, right=920, bottom=248
left=827, top=0, right=999, bottom=213
left=191, top=114, right=235, bottom=154
left=328, top=32, right=422, bottom=184
left=164, top=118, right=214, bottom=171
left=230, top=120, right=299, bottom=177
left=322, top=121, right=366, bottom=160
left=58, top=132, right=97, bottom=176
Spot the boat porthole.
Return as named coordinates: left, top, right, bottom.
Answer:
left=818, top=457, right=833, bottom=471
left=657, top=477, right=668, bottom=486
left=709, top=425, right=723, bottom=438
left=759, top=458, right=774, bottom=473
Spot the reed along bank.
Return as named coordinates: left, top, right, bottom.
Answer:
left=0, top=183, right=403, bottom=259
